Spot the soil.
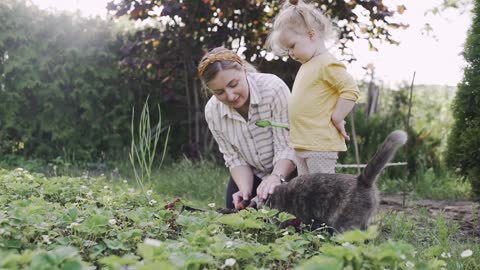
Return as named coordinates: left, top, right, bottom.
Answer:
left=380, top=194, right=480, bottom=237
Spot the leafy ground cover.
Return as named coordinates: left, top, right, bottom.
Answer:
left=0, top=167, right=479, bottom=269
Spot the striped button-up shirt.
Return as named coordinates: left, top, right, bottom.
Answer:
left=205, top=72, right=295, bottom=178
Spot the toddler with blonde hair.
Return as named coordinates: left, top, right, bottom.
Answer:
left=267, top=0, right=360, bottom=175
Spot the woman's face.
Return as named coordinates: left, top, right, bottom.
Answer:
left=206, top=68, right=250, bottom=110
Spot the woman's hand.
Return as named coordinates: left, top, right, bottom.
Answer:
left=232, top=189, right=251, bottom=208
left=257, top=174, right=282, bottom=202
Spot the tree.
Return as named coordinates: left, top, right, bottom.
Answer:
left=446, top=0, right=480, bottom=200
left=106, top=0, right=407, bottom=158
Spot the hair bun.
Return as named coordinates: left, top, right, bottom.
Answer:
left=289, top=0, right=299, bottom=5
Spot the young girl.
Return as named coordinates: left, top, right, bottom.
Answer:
left=267, top=0, right=360, bottom=175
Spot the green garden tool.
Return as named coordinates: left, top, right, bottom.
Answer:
left=255, top=120, right=289, bottom=130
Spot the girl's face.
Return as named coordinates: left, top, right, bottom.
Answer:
left=207, top=68, right=250, bottom=110
left=280, top=30, right=320, bottom=64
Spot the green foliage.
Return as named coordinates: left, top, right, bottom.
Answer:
left=0, top=0, right=134, bottom=160
left=340, top=84, right=448, bottom=184
left=446, top=0, right=480, bottom=200
left=129, top=98, right=170, bottom=191
left=2, top=167, right=475, bottom=269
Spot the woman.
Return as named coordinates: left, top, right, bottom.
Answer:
left=198, top=47, right=296, bottom=209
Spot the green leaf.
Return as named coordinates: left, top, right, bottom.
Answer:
left=90, top=244, right=106, bottom=258
left=277, top=212, right=296, bottom=223
left=333, top=226, right=379, bottom=244
left=218, top=214, right=244, bottom=229
left=104, top=239, right=127, bottom=250
left=80, top=214, right=109, bottom=234
left=100, top=255, right=138, bottom=267
left=61, top=261, right=83, bottom=270
left=297, top=255, right=344, bottom=270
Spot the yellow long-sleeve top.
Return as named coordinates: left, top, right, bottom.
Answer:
left=289, top=52, right=360, bottom=152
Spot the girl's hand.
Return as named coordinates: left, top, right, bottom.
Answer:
left=332, top=119, right=350, bottom=141
left=232, top=190, right=251, bottom=208
left=257, top=174, right=282, bottom=202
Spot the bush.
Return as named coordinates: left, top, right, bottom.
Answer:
left=446, top=0, right=480, bottom=200
left=0, top=1, right=133, bottom=160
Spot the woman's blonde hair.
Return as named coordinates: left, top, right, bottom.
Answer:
left=267, top=0, right=337, bottom=56
left=198, top=47, right=257, bottom=93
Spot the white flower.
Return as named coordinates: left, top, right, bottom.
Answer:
left=42, top=235, right=51, bottom=244
left=208, top=203, right=216, bottom=208
left=406, top=261, right=415, bottom=268
left=149, top=199, right=157, bottom=206
left=144, top=238, right=161, bottom=247
left=83, top=240, right=96, bottom=247
left=317, top=234, right=325, bottom=240
left=146, top=190, right=153, bottom=196
left=441, top=252, right=451, bottom=258
left=80, top=185, right=88, bottom=190
left=225, top=241, right=234, bottom=248
left=123, top=180, right=128, bottom=183
left=282, top=231, right=289, bottom=236
left=400, top=254, right=407, bottom=260
left=109, top=219, right=117, bottom=225
left=224, top=258, right=236, bottom=266
left=103, top=185, right=109, bottom=189
left=233, top=231, right=240, bottom=235
left=69, top=222, right=80, bottom=228
left=461, top=249, right=473, bottom=258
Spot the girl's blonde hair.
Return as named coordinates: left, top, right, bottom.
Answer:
left=267, top=0, right=337, bottom=56
left=198, top=47, right=257, bottom=93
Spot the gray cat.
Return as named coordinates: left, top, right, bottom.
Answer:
left=267, top=130, right=407, bottom=232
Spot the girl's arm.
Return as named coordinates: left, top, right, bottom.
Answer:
left=331, top=97, right=356, bottom=140
left=324, top=62, right=360, bottom=140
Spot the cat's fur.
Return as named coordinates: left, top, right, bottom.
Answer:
left=267, top=130, right=407, bottom=232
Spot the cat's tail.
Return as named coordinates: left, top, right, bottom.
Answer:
left=357, top=130, right=408, bottom=188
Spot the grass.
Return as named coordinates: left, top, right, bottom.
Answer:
left=376, top=209, right=480, bottom=270
left=149, top=159, right=229, bottom=207
left=378, top=168, right=472, bottom=201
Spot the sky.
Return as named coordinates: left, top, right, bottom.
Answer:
left=30, top=0, right=472, bottom=86
left=346, top=0, right=472, bottom=87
